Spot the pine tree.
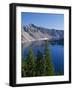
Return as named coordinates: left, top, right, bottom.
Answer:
left=36, top=50, right=44, bottom=76
left=26, top=47, right=35, bottom=77
left=22, top=59, right=28, bottom=77
left=44, top=41, right=54, bottom=76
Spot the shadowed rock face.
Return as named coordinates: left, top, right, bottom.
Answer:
left=22, top=24, right=64, bottom=43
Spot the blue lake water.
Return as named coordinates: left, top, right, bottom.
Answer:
left=22, top=40, right=64, bottom=75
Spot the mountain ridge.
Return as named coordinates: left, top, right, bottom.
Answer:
left=22, top=24, right=64, bottom=43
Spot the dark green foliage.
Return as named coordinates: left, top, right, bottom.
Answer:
left=44, top=41, right=54, bottom=76
left=22, top=41, right=55, bottom=77
left=22, top=59, right=28, bottom=77
left=35, top=51, right=44, bottom=76
left=26, top=47, right=35, bottom=77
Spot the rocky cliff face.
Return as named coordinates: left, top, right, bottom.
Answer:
left=22, top=24, right=64, bottom=43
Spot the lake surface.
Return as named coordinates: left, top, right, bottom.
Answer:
left=22, top=40, right=64, bottom=75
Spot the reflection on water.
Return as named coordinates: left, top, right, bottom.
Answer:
left=22, top=40, right=64, bottom=76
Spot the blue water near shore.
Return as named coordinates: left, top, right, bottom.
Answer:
left=22, top=40, right=64, bottom=75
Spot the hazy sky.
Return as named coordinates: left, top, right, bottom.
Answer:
left=21, top=12, right=64, bottom=30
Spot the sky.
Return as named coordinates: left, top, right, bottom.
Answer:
left=21, top=12, right=64, bottom=30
